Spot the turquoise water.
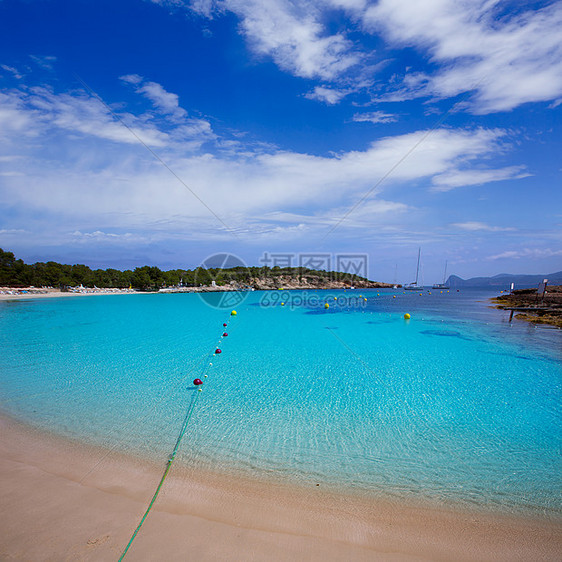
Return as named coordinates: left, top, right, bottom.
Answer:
left=1, top=289, right=561, bottom=516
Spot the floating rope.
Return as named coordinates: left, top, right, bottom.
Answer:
left=118, top=315, right=235, bottom=561
left=118, top=392, right=200, bottom=561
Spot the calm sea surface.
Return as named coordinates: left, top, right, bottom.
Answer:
left=1, top=289, right=560, bottom=516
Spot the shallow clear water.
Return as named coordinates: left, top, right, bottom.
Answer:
left=1, top=289, right=561, bottom=515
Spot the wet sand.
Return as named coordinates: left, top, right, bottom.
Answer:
left=1, top=416, right=560, bottom=561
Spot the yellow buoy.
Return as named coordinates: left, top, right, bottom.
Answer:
left=404, top=313, right=411, bottom=320
left=334, top=296, right=337, bottom=300
left=364, top=298, right=367, bottom=301
left=393, top=295, right=396, bottom=298
left=324, top=303, right=330, bottom=309
left=231, top=310, right=237, bottom=316
left=281, top=302, right=285, bottom=306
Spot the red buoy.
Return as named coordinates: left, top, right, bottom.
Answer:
left=193, top=378, right=203, bottom=386
left=223, top=323, right=227, bottom=327
left=215, top=348, right=222, bottom=354
left=223, top=332, right=228, bottom=337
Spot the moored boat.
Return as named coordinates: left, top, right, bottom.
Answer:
left=404, top=248, right=423, bottom=290
left=432, top=260, right=449, bottom=289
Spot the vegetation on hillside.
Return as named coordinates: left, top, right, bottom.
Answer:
left=0, top=248, right=373, bottom=291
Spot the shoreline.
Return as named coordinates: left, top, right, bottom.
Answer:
left=492, top=285, right=562, bottom=328
left=0, top=287, right=156, bottom=301
left=1, top=414, right=560, bottom=561
left=0, top=283, right=395, bottom=302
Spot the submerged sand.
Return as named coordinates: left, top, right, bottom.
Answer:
left=1, top=415, right=560, bottom=561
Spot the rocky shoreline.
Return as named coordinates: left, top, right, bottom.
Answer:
left=492, top=285, right=562, bottom=328
left=242, top=276, right=393, bottom=291
left=1, top=278, right=395, bottom=300
left=162, top=277, right=395, bottom=292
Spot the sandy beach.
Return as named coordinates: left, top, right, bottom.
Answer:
left=0, top=288, right=149, bottom=301
left=1, top=415, right=560, bottom=561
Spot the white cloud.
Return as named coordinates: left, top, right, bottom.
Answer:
left=151, top=1, right=562, bottom=113
left=352, top=110, right=397, bottom=124
left=0, top=84, right=216, bottom=150
left=326, top=0, right=368, bottom=11
left=155, top=0, right=362, bottom=81
left=0, top=229, right=28, bottom=235
left=0, top=92, right=41, bottom=140
left=70, top=230, right=142, bottom=244
left=451, top=222, right=515, bottom=232
left=260, top=199, right=409, bottom=229
left=305, top=86, right=349, bottom=105
left=0, top=80, right=532, bottom=248
left=487, top=248, right=562, bottom=260
left=133, top=79, right=188, bottom=121
left=1, top=64, right=23, bottom=79
left=29, top=55, right=57, bottom=70
left=0, top=102, right=524, bottom=240
left=24, top=86, right=170, bottom=146
left=364, top=0, right=562, bottom=113
left=236, top=0, right=361, bottom=80
left=119, top=74, right=143, bottom=85
left=138, top=81, right=185, bottom=115
left=177, top=0, right=216, bottom=18
left=431, top=166, right=530, bottom=192
left=173, top=118, right=214, bottom=139
left=119, top=75, right=215, bottom=139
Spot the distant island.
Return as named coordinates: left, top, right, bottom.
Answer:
left=0, top=248, right=393, bottom=293
left=447, top=271, right=562, bottom=289
left=447, top=269, right=562, bottom=327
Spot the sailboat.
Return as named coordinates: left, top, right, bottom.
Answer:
left=432, top=261, right=450, bottom=290
left=404, top=248, right=422, bottom=290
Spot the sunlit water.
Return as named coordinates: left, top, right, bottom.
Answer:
left=1, top=289, right=560, bottom=516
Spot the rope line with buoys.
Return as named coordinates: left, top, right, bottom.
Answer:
left=118, top=309, right=238, bottom=561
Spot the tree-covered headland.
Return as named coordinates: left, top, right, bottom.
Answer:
left=0, top=248, right=375, bottom=291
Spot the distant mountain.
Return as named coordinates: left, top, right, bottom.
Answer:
left=447, top=271, right=562, bottom=289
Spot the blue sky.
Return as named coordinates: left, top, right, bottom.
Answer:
left=0, top=0, right=561, bottom=283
